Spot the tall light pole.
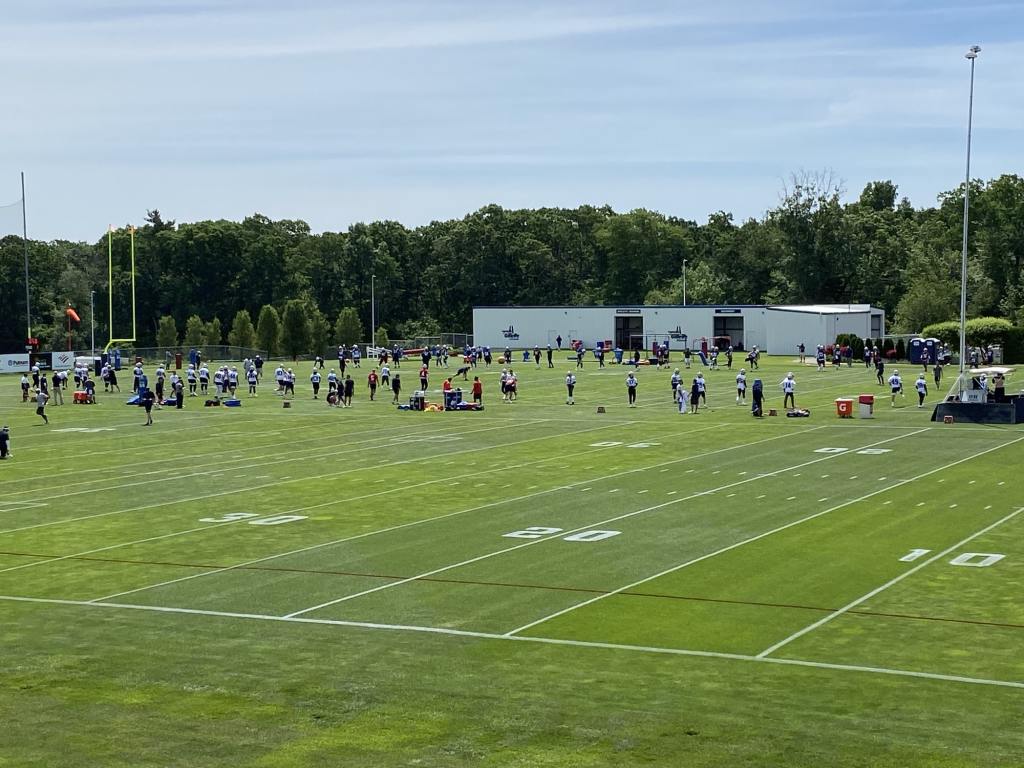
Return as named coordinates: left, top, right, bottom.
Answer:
left=370, top=273, right=376, bottom=347
left=90, top=290, right=95, bottom=357
left=958, top=45, right=981, bottom=398
left=682, top=259, right=688, bottom=306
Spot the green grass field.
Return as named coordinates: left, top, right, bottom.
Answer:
left=0, top=354, right=1021, bottom=767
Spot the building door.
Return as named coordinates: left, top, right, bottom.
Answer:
left=713, top=315, right=744, bottom=349
left=615, top=316, right=644, bottom=350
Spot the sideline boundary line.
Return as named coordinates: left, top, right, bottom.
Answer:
left=0, top=594, right=1020, bottom=691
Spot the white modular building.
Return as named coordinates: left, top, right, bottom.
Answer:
left=472, top=304, right=885, bottom=353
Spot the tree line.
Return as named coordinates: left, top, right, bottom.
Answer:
left=1, top=172, right=1022, bottom=355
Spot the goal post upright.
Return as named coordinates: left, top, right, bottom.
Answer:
left=104, top=224, right=138, bottom=353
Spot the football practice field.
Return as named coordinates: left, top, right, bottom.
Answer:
left=1, top=355, right=1021, bottom=767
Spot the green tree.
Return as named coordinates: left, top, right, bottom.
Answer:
left=227, top=309, right=257, bottom=349
left=256, top=305, right=281, bottom=356
left=333, top=307, right=363, bottom=346
left=156, top=315, right=178, bottom=348
left=595, top=209, right=693, bottom=304
left=374, top=326, right=390, bottom=347
left=280, top=299, right=310, bottom=359
left=644, top=260, right=725, bottom=305
left=183, top=314, right=205, bottom=348
left=203, top=317, right=222, bottom=346
left=858, top=180, right=898, bottom=212
left=308, top=306, right=330, bottom=358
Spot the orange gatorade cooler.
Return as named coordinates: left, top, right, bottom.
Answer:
left=835, top=398, right=854, bottom=418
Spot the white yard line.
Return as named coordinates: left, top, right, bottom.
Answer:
left=502, top=432, right=1019, bottom=637
left=3, top=422, right=626, bottom=578
left=0, top=417, right=471, bottom=489
left=0, top=418, right=575, bottom=536
left=756, top=505, right=1024, bottom=659
left=0, top=510, right=300, bottom=574
left=0, top=593, right=1020, bottom=691
left=284, top=429, right=923, bottom=619
left=0, top=422, right=482, bottom=502
left=90, top=425, right=812, bottom=603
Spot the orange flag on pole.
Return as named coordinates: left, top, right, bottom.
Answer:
left=66, top=307, right=80, bottom=323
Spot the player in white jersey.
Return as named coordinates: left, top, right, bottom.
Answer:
left=198, top=365, right=210, bottom=394
left=735, top=369, right=747, bottom=405
left=246, top=366, right=258, bottom=396
left=914, top=373, right=928, bottom=408
left=780, top=372, right=796, bottom=409
left=888, top=370, right=903, bottom=406
left=670, top=369, right=682, bottom=402
left=565, top=372, right=576, bottom=405
left=625, top=372, right=638, bottom=407
left=186, top=364, right=198, bottom=396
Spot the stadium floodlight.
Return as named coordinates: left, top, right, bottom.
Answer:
left=956, top=45, right=980, bottom=398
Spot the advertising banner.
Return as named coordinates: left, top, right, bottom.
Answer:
left=0, top=354, right=31, bottom=373
left=51, top=351, right=76, bottom=370
left=30, top=352, right=52, bottom=371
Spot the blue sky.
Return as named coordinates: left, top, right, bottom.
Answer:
left=1, top=0, right=1021, bottom=241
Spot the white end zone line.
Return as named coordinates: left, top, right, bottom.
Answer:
left=756, top=504, right=1024, bottom=658
left=90, top=424, right=812, bottom=603
left=0, top=594, right=1020, bottom=691
left=283, top=428, right=926, bottom=619
left=503, top=434, right=1024, bottom=638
